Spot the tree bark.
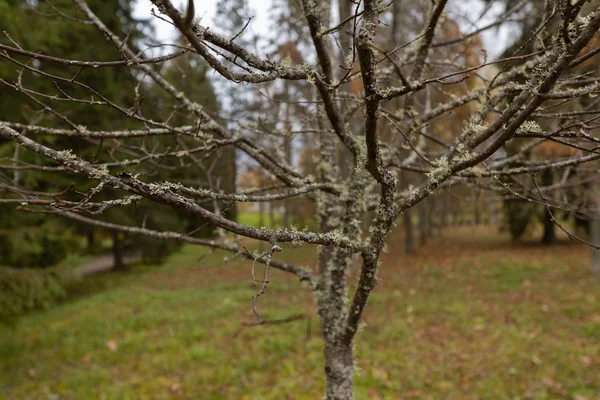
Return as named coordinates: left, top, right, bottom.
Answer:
left=323, top=340, right=354, bottom=399
left=316, top=247, right=355, bottom=400
left=541, top=207, right=556, bottom=244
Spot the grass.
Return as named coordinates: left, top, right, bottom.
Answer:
left=237, top=210, right=316, bottom=231
left=1, top=226, right=599, bottom=399
left=237, top=210, right=285, bottom=229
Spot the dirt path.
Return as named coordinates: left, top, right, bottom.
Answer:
left=77, top=253, right=140, bottom=276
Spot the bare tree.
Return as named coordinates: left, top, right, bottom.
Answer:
left=2, top=0, right=600, bottom=398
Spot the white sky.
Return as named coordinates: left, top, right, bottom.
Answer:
left=133, top=0, right=270, bottom=45
left=133, top=0, right=516, bottom=59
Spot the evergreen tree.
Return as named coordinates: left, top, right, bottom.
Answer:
left=0, top=0, right=146, bottom=266
left=1, top=0, right=236, bottom=268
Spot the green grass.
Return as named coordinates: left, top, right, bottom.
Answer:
left=1, top=228, right=599, bottom=399
left=237, top=211, right=285, bottom=229
left=237, top=211, right=317, bottom=231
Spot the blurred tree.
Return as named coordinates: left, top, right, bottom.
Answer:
left=489, top=0, right=600, bottom=246
left=0, top=0, right=232, bottom=269
left=138, top=35, right=236, bottom=261
left=0, top=0, right=146, bottom=267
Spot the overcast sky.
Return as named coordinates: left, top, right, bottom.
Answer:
left=133, top=0, right=270, bottom=46
left=133, top=0, right=516, bottom=59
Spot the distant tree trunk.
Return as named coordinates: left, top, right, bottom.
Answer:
left=283, top=83, right=292, bottom=228
left=428, top=198, right=435, bottom=237
left=419, top=202, right=427, bottom=245
left=283, top=193, right=290, bottom=227
left=471, top=189, right=480, bottom=226
left=269, top=201, right=275, bottom=228
left=111, top=231, right=126, bottom=271
left=86, top=230, right=95, bottom=251
left=440, top=196, right=448, bottom=235
left=258, top=201, right=265, bottom=252
left=399, top=170, right=416, bottom=254
left=497, top=201, right=504, bottom=227
left=488, top=196, right=497, bottom=226
left=541, top=208, right=556, bottom=244
left=404, top=209, right=415, bottom=254
left=283, top=202, right=290, bottom=227
left=452, top=207, right=460, bottom=226
left=592, top=182, right=600, bottom=276
left=541, top=169, right=556, bottom=244
left=592, top=218, right=600, bottom=276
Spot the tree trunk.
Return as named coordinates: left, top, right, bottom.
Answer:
left=592, top=217, right=600, bottom=276
left=439, top=197, right=448, bottom=236
left=541, top=206, right=556, bottom=244
left=316, top=248, right=355, bottom=400
left=111, top=231, right=126, bottom=271
left=258, top=201, right=265, bottom=252
left=404, top=209, right=416, bottom=254
left=592, top=182, right=600, bottom=276
left=86, top=230, right=95, bottom=251
left=419, top=202, right=427, bottom=245
left=283, top=202, right=290, bottom=227
left=497, top=205, right=504, bottom=229
left=428, top=198, right=436, bottom=237
left=471, top=189, right=480, bottom=226
left=269, top=200, right=275, bottom=228
left=459, top=210, right=466, bottom=225
left=487, top=195, right=496, bottom=226
left=323, top=341, right=354, bottom=399
left=452, top=209, right=459, bottom=226
left=283, top=83, right=292, bottom=228
left=541, top=169, right=556, bottom=244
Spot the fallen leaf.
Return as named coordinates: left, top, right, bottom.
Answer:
left=106, top=340, right=118, bottom=352
left=170, top=383, right=183, bottom=393
left=581, top=355, right=592, bottom=367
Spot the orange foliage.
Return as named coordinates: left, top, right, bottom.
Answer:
left=238, top=168, right=277, bottom=189
left=276, top=41, right=304, bottom=65
left=440, top=19, right=485, bottom=88
left=429, top=19, right=487, bottom=143
left=349, top=63, right=364, bottom=95
left=534, top=141, right=578, bottom=158
left=576, top=35, right=600, bottom=70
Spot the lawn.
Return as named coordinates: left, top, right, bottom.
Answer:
left=1, top=227, right=599, bottom=399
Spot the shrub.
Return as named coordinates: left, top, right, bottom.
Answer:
left=0, top=266, right=79, bottom=322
